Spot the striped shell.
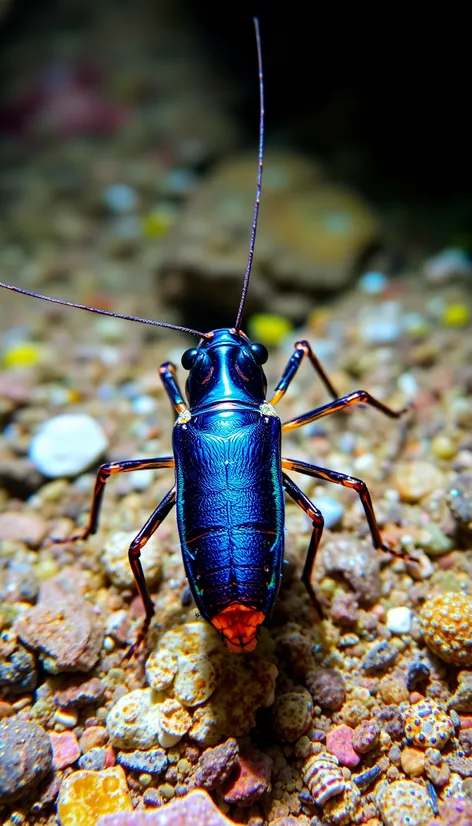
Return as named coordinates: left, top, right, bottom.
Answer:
left=302, top=752, right=346, bottom=806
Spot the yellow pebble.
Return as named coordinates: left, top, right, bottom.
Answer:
left=431, top=434, right=456, bottom=460
left=57, top=766, right=132, bottom=826
left=247, top=313, right=293, bottom=347
left=142, top=207, right=176, bottom=238
left=2, top=342, right=43, bottom=369
left=442, top=303, right=470, bottom=327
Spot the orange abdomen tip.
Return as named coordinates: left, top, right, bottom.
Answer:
left=212, top=603, right=266, bottom=653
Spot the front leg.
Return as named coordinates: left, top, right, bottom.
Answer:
left=52, top=457, right=174, bottom=542
left=270, top=340, right=339, bottom=407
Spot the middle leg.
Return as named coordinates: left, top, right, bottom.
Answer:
left=283, top=457, right=404, bottom=558
left=283, top=472, right=324, bottom=613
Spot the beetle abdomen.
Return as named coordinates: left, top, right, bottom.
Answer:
left=173, top=406, right=284, bottom=623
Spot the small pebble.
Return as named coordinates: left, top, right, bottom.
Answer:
left=302, top=751, right=345, bottom=806
left=406, top=662, right=430, bottom=692
left=424, top=247, right=472, bottom=281
left=449, top=671, right=472, bottom=712
left=392, top=460, right=444, bottom=503
left=273, top=690, right=313, bottom=742
left=107, top=688, right=163, bottom=749
left=326, top=725, right=360, bottom=768
left=386, top=606, right=412, bottom=635
left=359, top=301, right=401, bottom=344
left=78, top=747, right=106, bottom=771
left=420, top=592, right=472, bottom=666
left=377, top=779, right=433, bottom=826
left=29, top=413, right=108, bottom=477
left=0, top=719, right=52, bottom=802
left=54, top=677, right=106, bottom=708
left=193, top=738, right=239, bottom=791
left=313, top=495, right=344, bottom=529
left=400, top=747, right=425, bottom=777
left=57, top=766, right=132, bottom=826
left=116, top=747, right=168, bottom=776
left=361, top=641, right=398, bottom=673
left=358, top=270, right=388, bottom=294
left=352, top=720, right=380, bottom=754
left=49, top=731, right=81, bottom=770
left=442, top=303, right=470, bottom=327
left=221, top=747, right=273, bottom=807
left=103, top=184, right=138, bottom=213
left=306, top=668, right=346, bottom=710
left=403, top=699, right=454, bottom=750
left=376, top=706, right=404, bottom=740
left=379, top=677, right=409, bottom=706
left=0, top=631, right=38, bottom=693
left=79, top=725, right=108, bottom=753
left=1, top=341, right=43, bottom=369
left=247, top=313, right=293, bottom=347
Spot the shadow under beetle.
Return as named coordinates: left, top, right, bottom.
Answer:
left=0, top=20, right=409, bottom=655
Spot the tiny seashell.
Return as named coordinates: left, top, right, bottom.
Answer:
left=302, top=752, right=346, bottom=806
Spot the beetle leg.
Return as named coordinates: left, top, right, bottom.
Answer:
left=283, top=472, right=324, bottom=613
left=124, top=486, right=177, bottom=660
left=282, top=389, right=410, bottom=432
left=270, top=340, right=339, bottom=406
left=159, top=362, right=188, bottom=414
left=282, top=457, right=406, bottom=561
left=50, top=457, right=174, bottom=543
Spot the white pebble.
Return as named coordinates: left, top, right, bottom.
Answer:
left=29, top=414, right=108, bottom=477
left=424, top=247, right=472, bottom=282
left=397, top=372, right=418, bottom=399
left=386, top=606, right=412, bottom=635
left=359, top=301, right=401, bottom=344
left=313, top=496, right=344, bottom=529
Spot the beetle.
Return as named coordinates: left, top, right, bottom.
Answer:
left=0, top=19, right=408, bottom=655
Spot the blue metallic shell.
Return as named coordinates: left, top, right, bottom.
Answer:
left=173, top=404, right=284, bottom=622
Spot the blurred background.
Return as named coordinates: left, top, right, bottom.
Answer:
left=0, top=0, right=471, bottom=332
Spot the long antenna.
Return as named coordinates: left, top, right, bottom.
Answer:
left=0, top=281, right=207, bottom=339
left=234, top=16, right=264, bottom=332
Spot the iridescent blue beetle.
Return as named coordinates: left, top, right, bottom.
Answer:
left=0, top=20, right=408, bottom=654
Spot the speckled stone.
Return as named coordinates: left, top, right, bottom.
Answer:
left=273, top=690, right=313, bottom=742
left=420, top=592, right=472, bottom=666
left=306, top=668, right=346, bottom=710
left=116, top=747, right=168, bottom=775
left=392, top=460, right=444, bottom=503
left=103, top=530, right=162, bottom=589
left=447, top=473, right=472, bottom=530
left=376, top=779, right=433, bottom=826
left=403, top=699, right=454, bottom=750
left=361, top=641, right=398, bottom=673
left=57, top=766, right=133, bottom=826
left=0, top=630, right=38, bottom=693
left=313, top=536, right=381, bottom=608
left=192, top=738, right=239, bottom=791
left=352, top=719, right=380, bottom=754
left=0, top=719, right=52, bottom=802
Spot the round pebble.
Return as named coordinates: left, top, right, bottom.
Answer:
left=401, top=746, right=425, bottom=777
left=420, top=592, right=472, bottom=665
left=386, top=606, right=412, bottom=635
left=352, top=719, right=380, bottom=754
left=29, top=414, right=108, bottom=477
left=359, top=301, right=401, bottom=344
left=392, top=460, right=444, bottom=503
left=107, top=688, right=163, bottom=749
left=377, top=779, right=433, bottom=826
left=358, top=270, right=388, bottom=294
left=403, top=699, right=454, bottom=750
left=273, top=690, right=313, bottom=742
left=447, top=473, right=472, bottom=530
left=0, top=719, right=52, bottom=802
left=103, top=183, right=138, bottom=213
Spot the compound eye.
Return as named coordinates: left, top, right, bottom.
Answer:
left=181, top=348, right=199, bottom=370
left=250, top=342, right=269, bottom=365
